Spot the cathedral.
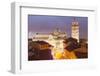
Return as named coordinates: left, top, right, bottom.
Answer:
left=32, top=28, right=67, bottom=53
left=32, top=18, right=79, bottom=43
left=31, top=18, right=79, bottom=59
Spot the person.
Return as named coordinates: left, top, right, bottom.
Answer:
left=62, top=37, right=79, bottom=59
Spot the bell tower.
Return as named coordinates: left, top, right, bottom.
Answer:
left=71, top=18, right=79, bottom=42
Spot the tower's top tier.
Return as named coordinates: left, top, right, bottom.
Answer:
left=72, top=18, right=79, bottom=26
left=72, top=22, right=79, bottom=26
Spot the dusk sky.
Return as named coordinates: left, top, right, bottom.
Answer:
left=28, top=15, right=88, bottom=39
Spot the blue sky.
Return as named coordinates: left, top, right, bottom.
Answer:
left=28, top=15, right=88, bottom=39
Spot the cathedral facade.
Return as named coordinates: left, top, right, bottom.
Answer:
left=32, top=28, right=67, bottom=53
